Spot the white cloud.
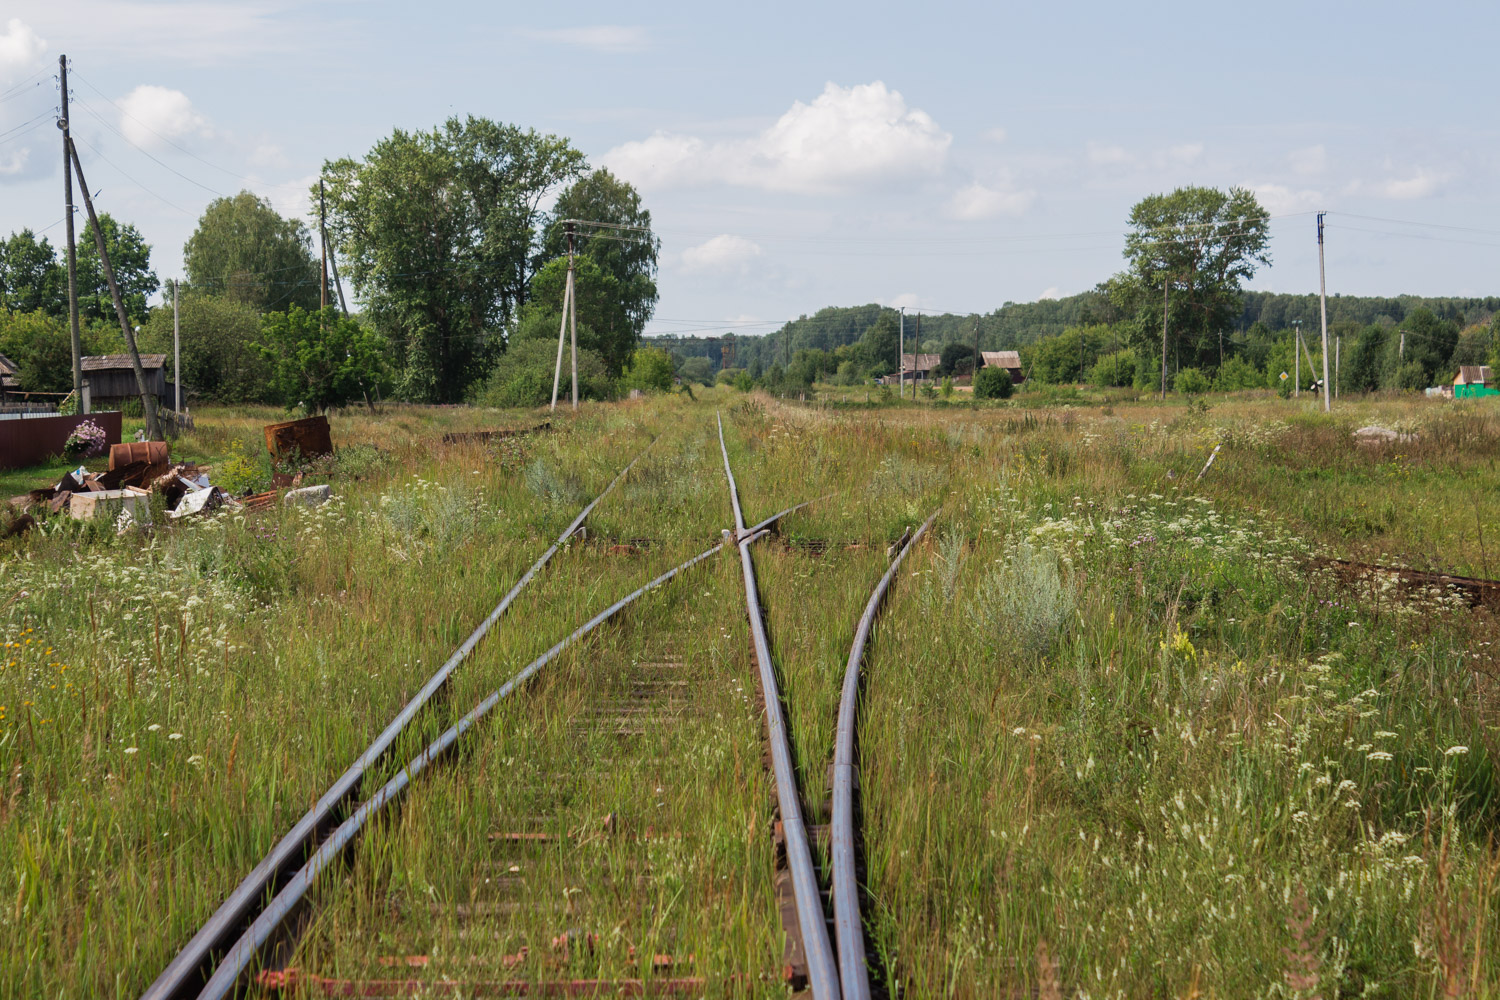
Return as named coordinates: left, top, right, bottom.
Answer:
left=259, top=172, right=317, bottom=224
left=604, top=81, right=952, bottom=195
left=0, top=148, right=29, bottom=177
left=1086, top=142, right=1132, bottom=166
left=983, top=127, right=1008, bottom=143
left=1249, top=182, right=1325, bottom=215
left=1039, top=287, right=1061, bottom=300
left=118, top=85, right=212, bottom=148
left=250, top=143, right=288, bottom=169
left=946, top=179, right=1035, bottom=220
left=1167, top=142, right=1203, bottom=163
left=1289, top=144, right=1327, bottom=176
left=519, top=25, right=649, bottom=52
left=0, top=18, right=44, bottom=78
left=1373, top=169, right=1443, bottom=200
left=888, top=292, right=922, bottom=310
left=680, top=234, right=762, bottom=274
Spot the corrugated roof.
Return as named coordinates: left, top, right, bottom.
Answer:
left=982, top=350, right=1022, bottom=368
left=0, top=353, right=16, bottom=376
left=81, top=354, right=168, bottom=371
left=1455, top=365, right=1492, bottom=385
left=900, top=353, right=942, bottom=370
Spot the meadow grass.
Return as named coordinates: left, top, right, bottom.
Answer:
left=1, top=387, right=1499, bottom=997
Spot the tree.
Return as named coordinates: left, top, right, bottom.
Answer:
left=938, top=341, right=975, bottom=377
left=184, top=191, right=321, bottom=311
left=974, top=365, right=1013, bottom=399
left=0, top=310, right=72, bottom=391
left=471, top=338, right=612, bottom=407
left=858, top=311, right=900, bottom=375
left=1383, top=308, right=1457, bottom=388
left=75, top=214, right=158, bottom=324
left=523, top=256, right=636, bottom=374
left=139, top=293, right=272, bottom=403
left=322, top=116, right=586, bottom=402
left=622, top=345, right=675, bottom=392
left=677, top=355, right=713, bottom=385
left=256, top=306, right=392, bottom=412
left=538, top=169, right=659, bottom=353
left=0, top=229, right=65, bottom=315
left=1114, top=187, right=1270, bottom=380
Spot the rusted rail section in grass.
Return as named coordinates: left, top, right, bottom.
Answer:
left=143, top=442, right=654, bottom=1000
left=196, top=534, right=746, bottom=999
left=831, top=510, right=938, bottom=1000
left=1313, top=555, right=1500, bottom=606
left=716, top=411, right=841, bottom=1000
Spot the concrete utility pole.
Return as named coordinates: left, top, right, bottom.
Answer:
left=549, top=222, right=577, bottom=411
left=1317, top=212, right=1331, bottom=412
left=173, top=279, right=181, bottom=413
left=1293, top=319, right=1301, bottom=397
left=320, top=177, right=348, bottom=315
left=898, top=306, right=905, bottom=399
left=1160, top=277, right=1169, bottom=401
left=68, top=138, right=160, bottom=439
left=58, top=55, right=84, bottom=411
left=915, top=311, right=921, bottom=396
left=1335, top=335, right=1341, bottom=400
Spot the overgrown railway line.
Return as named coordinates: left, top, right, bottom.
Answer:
left=143, top=414, right=934, bottom=999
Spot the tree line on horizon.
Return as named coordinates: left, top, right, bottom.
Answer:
left=0, top=115, right=672, bottom=411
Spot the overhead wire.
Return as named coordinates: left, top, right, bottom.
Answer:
left=71, top=98, right=224, bottom=197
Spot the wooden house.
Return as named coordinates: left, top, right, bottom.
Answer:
left=81, top=354, right=168, bottom=408
left=981, top=350, right=1025, bottom=383
left=899, top=353, right=942, bottom=382
left=1454, top=365, right=1498, bottom=399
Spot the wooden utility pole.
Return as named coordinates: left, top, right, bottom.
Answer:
left=972, top=316, right=980, bottom=381
left=320, top=178, right=348, bottom=315
left=173, top=279, right=181, bottom=413
left=319, top=178, right=328, bottom=327
left=1160, top=277, right=1169, bottom=400
left=59, top=55, right=84, bottom=411
left=568, top=222, right=578, bottom=410
left=1317, top=212, right=1331, bottom=411
left=67, top=138, right=160, bottom=439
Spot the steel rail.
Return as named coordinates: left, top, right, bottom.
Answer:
left=199, top=529, right=774, bottom=999
left=143, top=441, right=654, bottom=1000
left=831, top=510, right=938, bottom=1000
left=715, top=412, right=841, bottom=1000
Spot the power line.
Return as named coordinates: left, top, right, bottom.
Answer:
left=70, top=134, right=194, bottom=215
left=71, top=98, right=223, bottom=197
left=70, top=70, right=253, bottom=185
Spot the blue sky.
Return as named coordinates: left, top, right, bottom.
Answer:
left=1, top=1, right=1495, bottom=339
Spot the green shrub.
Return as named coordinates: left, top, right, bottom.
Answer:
left=1174, top=367, right=1210, bottom=394
left=733, top=371, right=753, bottom=392
left=471, top=339, right=613, bottom=407
left=974, top=365, right=1014, bottom=400
left=1088, top=349, right=1136, bottom=388
left=1213, top=355, right=1262, bottom=391
left=621, top=346, right=675, bottom=393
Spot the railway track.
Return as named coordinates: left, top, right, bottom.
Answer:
left=144, top=414, right=933, bottom=999
left=716, top=413, right=936, bottom=1000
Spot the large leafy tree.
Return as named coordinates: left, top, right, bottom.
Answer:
left=323, top=116, right=586, bottom=402
left=256, top=306, right=392, bottom=412
left=1111, top=186, right=1270, bottom=380
left=139, top=293, right=272, bottom=403
left=0, top=310, right=72, bottom=391
left=183, top=191, right=321, bottom=311
left=75, top=213, right=158, bottom=325
left=538, top=169, right=659, bottom=352
left=0, top=230, right=65, bottom=315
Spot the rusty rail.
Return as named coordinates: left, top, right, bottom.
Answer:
left=197, top=533, right=752, bottom=999
left=831, top=510, right=937, bottom=1000
left=716, top=411, right=841, bottom=1000
left=142, top=442, right=654, bottom=1000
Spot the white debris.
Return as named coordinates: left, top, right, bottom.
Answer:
left=284, top=484, right=332, bottom=507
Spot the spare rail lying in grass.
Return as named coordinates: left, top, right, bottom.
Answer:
left=142, top=442, right=653, bottom=1000
left=716, top=411, right=841, bottom=1000
left=199, top=526, right=783, bottom=999
left=831, top=510, right=938, bottom=1000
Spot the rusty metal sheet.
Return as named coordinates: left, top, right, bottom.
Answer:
left=264, top=415, right=333, bottom=461
left=108, top=441, right=169, bottom=472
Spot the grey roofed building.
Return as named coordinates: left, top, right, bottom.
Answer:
left=981, top=350, right=1025, bottom=383
left=81, top=354, right=169, bottom=406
